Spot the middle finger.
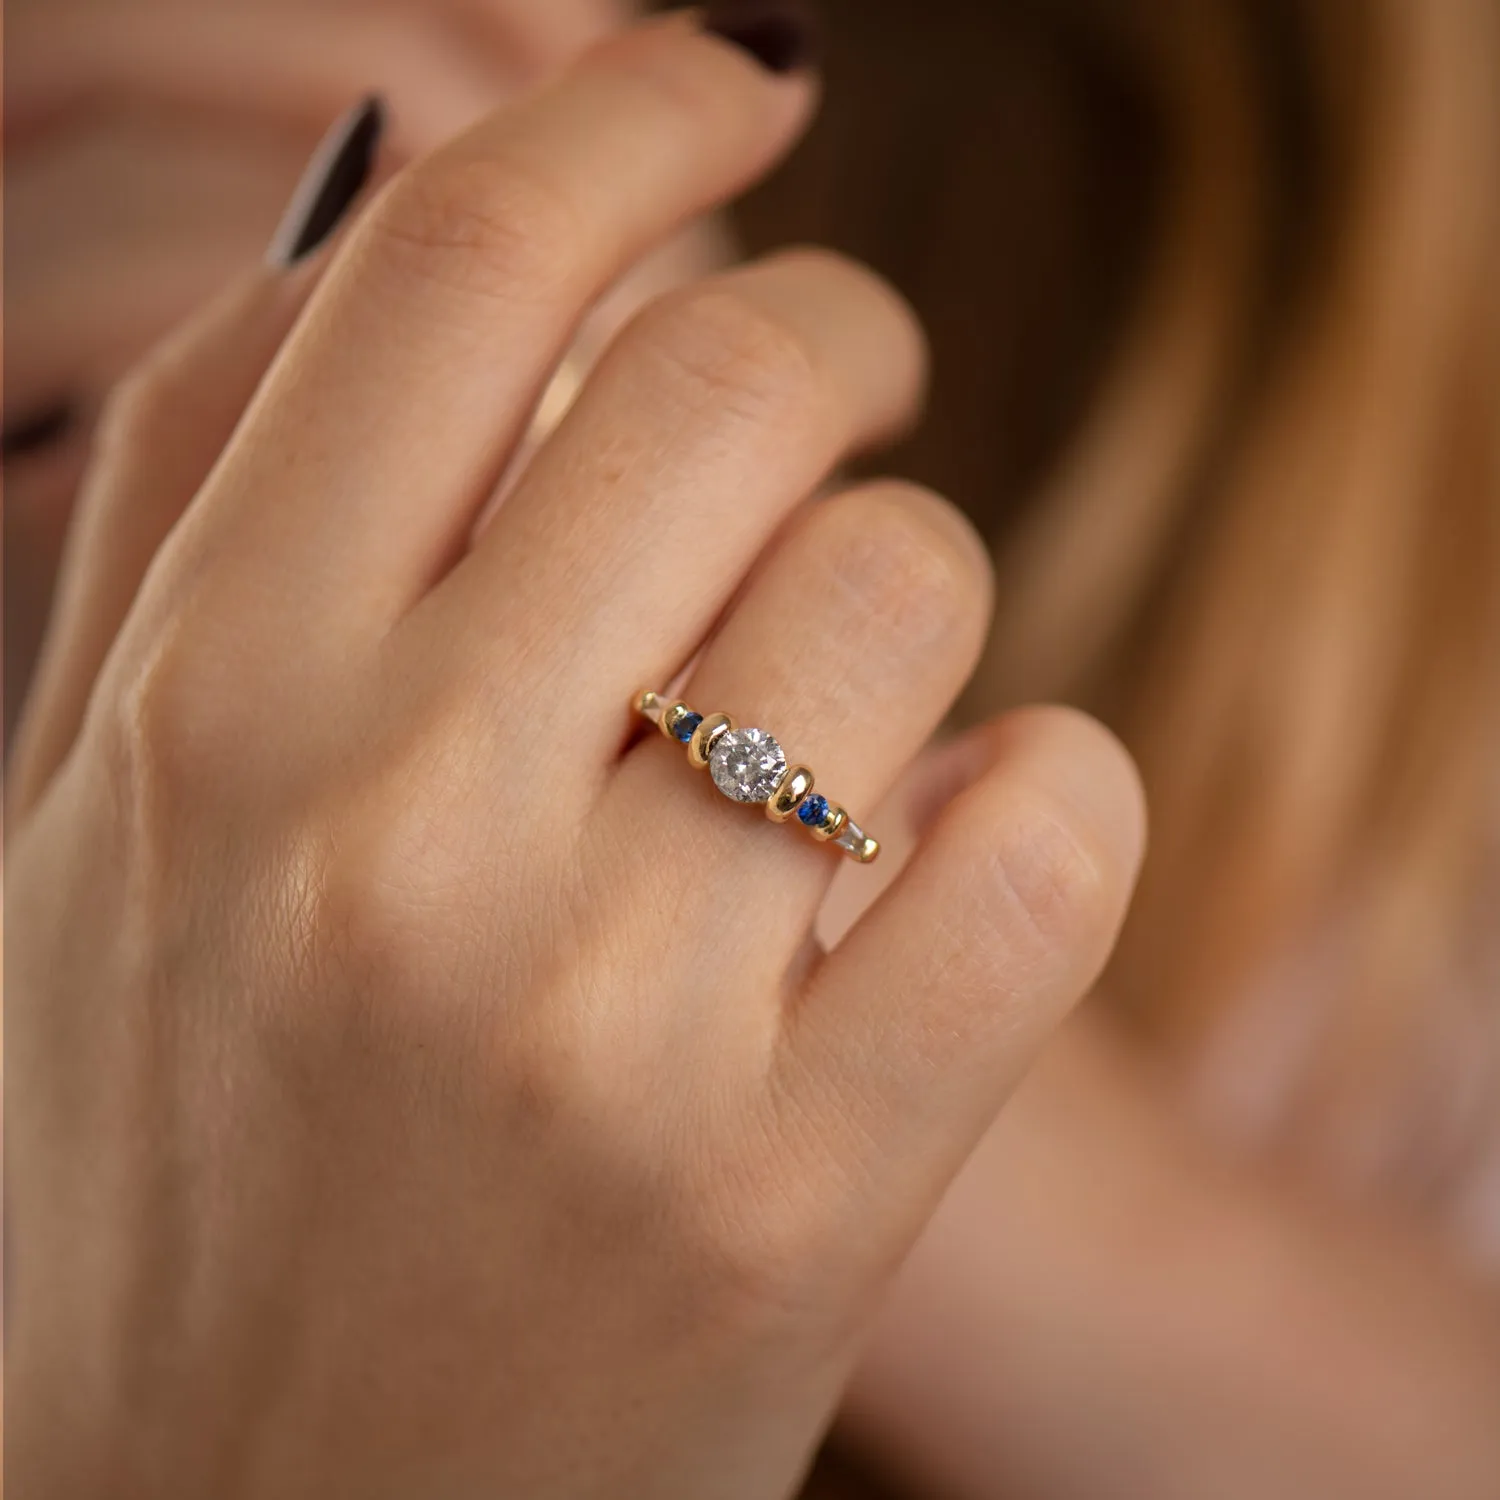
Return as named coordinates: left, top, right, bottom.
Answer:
left=172, top=15, right=816, bottom=647
left=408, top=247, right=926, bottom=766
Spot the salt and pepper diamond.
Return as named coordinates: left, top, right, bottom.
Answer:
left=633, top=691, right=878, bottom=862
left=709, top=727, right=788, bottom=805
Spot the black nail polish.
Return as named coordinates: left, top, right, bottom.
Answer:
left=267, top=95, right=386, bottom=267
left=702, top=0, right=819, bottom=75
left=2, top=400, right=77, bottom=460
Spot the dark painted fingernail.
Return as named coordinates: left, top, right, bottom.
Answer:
left=702, top=0, right=819, bottom=74
left=267, top=95, right=386, bottom=268
left=2, top=400, right=78, bottom=460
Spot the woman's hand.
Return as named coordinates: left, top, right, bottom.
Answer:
left=2, top=0, right=631, bottom=728
left=8, top=16, right=1144, bottom=1498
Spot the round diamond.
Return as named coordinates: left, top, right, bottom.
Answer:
left=709, top=727, right=787, bottom=804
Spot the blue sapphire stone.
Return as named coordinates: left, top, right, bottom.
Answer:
left=798, top=794, right=830, bottom=828
left=674, top=712, right=704, bottom=744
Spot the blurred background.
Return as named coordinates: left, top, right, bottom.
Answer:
left=6, top=2, right=1499, bottom=1496
left=748, top=0, right=1500, bottom=1202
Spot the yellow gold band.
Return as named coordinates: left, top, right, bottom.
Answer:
left=632, top=689, right=879, bottom=864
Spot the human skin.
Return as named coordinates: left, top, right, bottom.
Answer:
left=2, top=0, right=657, bottom=734
left=3, top=0, right=626, bottom=432
left=804, top=738, right=1500, bottom=1499
left=839, top=1004, right=1500, bottom=1500
left=6, top=16, right=1144, bottom=1499
left=12, top=7, right=1495, bottom=1496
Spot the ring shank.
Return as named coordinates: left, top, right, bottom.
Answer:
left=632, top=690, right=878, bottom=863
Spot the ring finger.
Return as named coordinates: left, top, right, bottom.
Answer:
left=606, top=477, right=995, bottom=965
left=406, top=246, right=926, bottom=780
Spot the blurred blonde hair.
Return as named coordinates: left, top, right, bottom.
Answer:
left=739, top=0, right=1500, bottom=1198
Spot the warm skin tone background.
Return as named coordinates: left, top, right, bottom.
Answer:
left=772, top=2, right=1500, bottom=1493
left=7, top=2, right=1500, bottom=1498
left=8, top=15, right=1145, bottom=1496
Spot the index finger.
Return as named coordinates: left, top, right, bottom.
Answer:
left=170, top=12, right=817, bottom=650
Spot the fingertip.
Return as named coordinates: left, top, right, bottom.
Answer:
left=767, top=246, right=931, bottom=415
left=722, top=249, right=929, bottom=444
left=575, top=8, right=820, bottom=127
left=703, top=0, right=823, bottom=76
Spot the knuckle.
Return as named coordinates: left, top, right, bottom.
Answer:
left=99, top=606, right=310, bottom=823
left=678, top=1177, right=829, bottom=1331
left=315, top=783, right=472, bottom=991
left=365, top=150, right=586, bottom=304
left=101, top=620, right=229, bottom=811
left=818, top=486, right=990, bottom=645
left=632, top=284, right=822, bottom=430
left=306, top=739, right=550, bottom=1034
left=97, top=355, right=178, bottom=460
left=304, top=818, right=477, bottom=1053
left=670, top=1105, right=847, bottom=1331
left=985, top=787, right=1119, bottom=972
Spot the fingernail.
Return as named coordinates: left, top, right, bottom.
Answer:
left=267, top=95, right=386, bottom=268
left=3, top=400, right=78, bottom=460
left=702, top=0, right=820, bottom=74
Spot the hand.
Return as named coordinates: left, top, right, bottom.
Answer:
left=8, top=16, right=1145, bottom=1498
left=4, top=0, right=621, bottom=407
left=3, top=0, right=535, bottom=434
left=3, top=0, right=630, bottom=728
left=838, top=1003, right=1500, bottom=1500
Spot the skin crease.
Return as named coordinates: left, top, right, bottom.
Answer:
left=803, top=745, right=1500, bottom=1499
left=6, top=17, right=1145, bottom=1500
left=8, top=4, right=1498, bottom=1498
left=1, top=0, right=705, bottom=737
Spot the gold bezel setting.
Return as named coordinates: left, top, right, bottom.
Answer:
left=766, top=766, right=815, bottom=823
left=633, top=690, right=879, bottom=863
left=687, top=712, right=734, bottom=770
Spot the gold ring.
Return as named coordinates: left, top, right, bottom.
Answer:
left=632, top=690, right=880, bottom=864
